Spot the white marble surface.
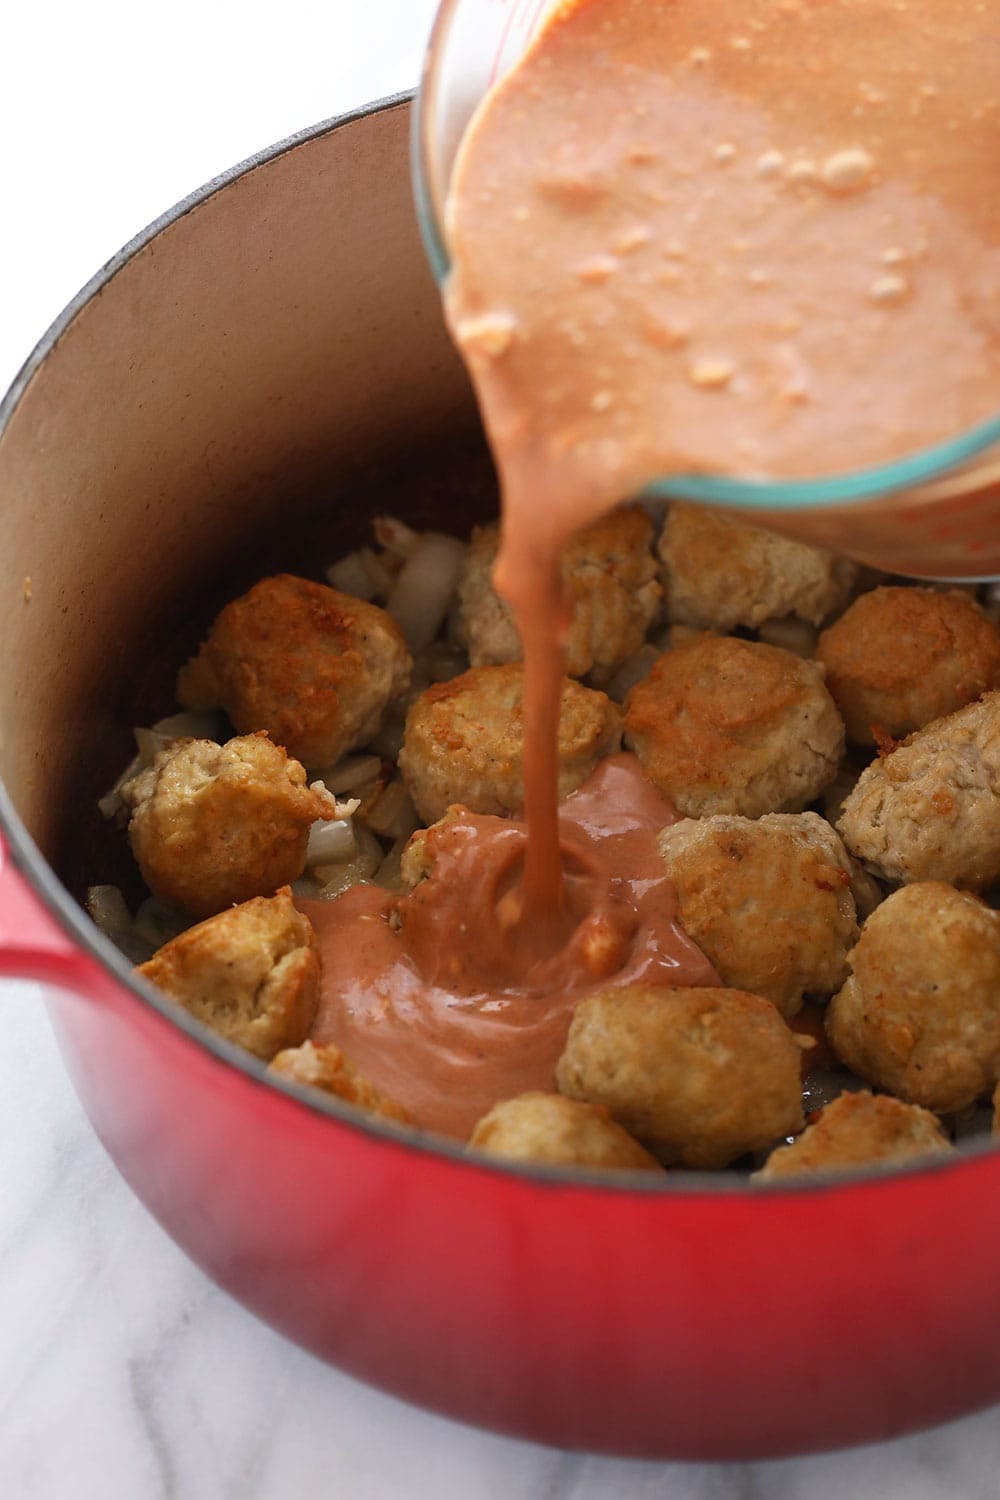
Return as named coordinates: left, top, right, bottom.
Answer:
left=1, top=4, right=998, bottom=1496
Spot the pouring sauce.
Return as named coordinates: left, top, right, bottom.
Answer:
left=303, top=756, right=716, bottom=1137
left=306, top=0, right=997, bottom=1135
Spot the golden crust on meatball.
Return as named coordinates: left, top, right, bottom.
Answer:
left=123, top=732, right=336, bottom=919
left=659, top=502, right=857, bottom=632
left=556, top=985, right=804, bottom=1169
left=457, top=506, right=661, bottom=682
left=468, top=1092, right=664, bottom=1171
left=825, top=882, right=1000, bottom=1114
left=754, top=1091, right=952, bottom=1181
left=624, top=634, right=844, bottom=818
left=137, top=888, right=319, bottom=1059
left=398, top=663, right=622, bottom=823
left=816, top=587, right=1000, bottom=745
left=177, top=574, right=412, bottom=768
left=269, top=1040, right=410, bottom=1124
left=836, top=691, right=1000, bottom=890
left=659, top=812, right=880, bottom=1019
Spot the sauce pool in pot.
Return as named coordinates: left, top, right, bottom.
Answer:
left=302, top=755, right=716, bottom=1138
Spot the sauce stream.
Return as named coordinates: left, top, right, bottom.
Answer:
left=302, top=756, right=716, bottom=1138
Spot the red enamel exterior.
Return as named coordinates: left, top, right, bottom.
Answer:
left=2, top=827, right=1000, bottom=1458
left=1, top=98, right=998, bottom=1460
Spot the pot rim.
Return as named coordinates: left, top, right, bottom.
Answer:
left=1, top=93, right=996, bottom=1203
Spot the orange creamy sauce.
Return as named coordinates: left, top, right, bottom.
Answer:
left=302, top=756, right=716, bottom=1137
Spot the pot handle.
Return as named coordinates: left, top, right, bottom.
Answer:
left=0, top=830, right=92, bottom=986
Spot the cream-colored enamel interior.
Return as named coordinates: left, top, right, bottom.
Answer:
left=0, top=102, right=477, bottom=867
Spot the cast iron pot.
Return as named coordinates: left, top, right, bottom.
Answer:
left=1, top=96, right=998, bottom=1461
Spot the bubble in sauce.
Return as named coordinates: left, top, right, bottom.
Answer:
left=868, top=273, right=910, bottom=303
left=820, top=147, right=876, bottom=193
left=756, top=149, right=786, bottom=178
left=456, top=312, right=519, bottom=359
left=688, top=358, right=736, bottom=389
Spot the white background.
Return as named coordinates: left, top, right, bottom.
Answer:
left=1, top=4, right=999, bottom=1497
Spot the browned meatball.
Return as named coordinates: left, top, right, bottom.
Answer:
left=123, top=733, right=336, bottom=919
left=659, top=813, right=880, bottom=1019
left=826, top=882, right=1000, bottom=1113
left=269, top=1040, right=410, bottom=1124
left=816, top=586, right=1000, bottom=744
left=177, top=574, right=412, bottom=767
left=458, top=506, right=661, bottom=681
left=624, top=634, right=844, bottom=818
left=137, top=888, right=319, bottom=1059
left=837, top=691, right=1000, bottom=890
left=754, top=1091, right=952, bottom=1180
left=556, top=985, right=804, bottom=1169
left=468, top=1092, right=664, bottom=1171
left=659, top=501, right=857, bottom=631
left=399, top=663, right=621, bottom=822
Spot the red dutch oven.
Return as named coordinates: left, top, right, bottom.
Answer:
left=1, top=96, right=998, bottom=1462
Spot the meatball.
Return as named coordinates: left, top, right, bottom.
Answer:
left=457, top=506, right=661, bottom=682
left=269, top=1040, right=410, bottom=1124
left=177, top=573, right=412, bottom=768
left=825, top=882, right=1000, bottom=1113
left=816, top=586, right=1000, bottom=744
left=836, top=691, right=1000, bottom=890
left=623, top=634, right=844, bottom=818
left=658, top=502, right=857, bottom=632
left=754, top=1091, right=952, bottom=1181
left=556, top=985, right=804, bottom=1169
left=658, top=812, right=880, bottom=1019
left=399, top=663, right=621, bottom=823
left=123, top=733, right=336, bottom=919
left=137, top=889, right=319, bottom=1060
left=468, top=1092, right=664, bottom=1172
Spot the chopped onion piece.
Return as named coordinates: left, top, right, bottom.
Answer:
left=386, top=533, right=467, bottom=651
left=325, top=550, right=378, bottom=600
left=370, top=712, right=406, bottom=761
left=415, top=641, right=468, bottom=684
left=360, top=546, right=396, bottom=601
left=86, top=885, right=132, bottom=935
left=363, top=780, right=419, bottom=841
left=605, top=644, right=660, bottom=703
left=152, top=710, right=227, bottom=741
left=758, top=616, right=818, bottom=658
left=306, top=817, right=357, bottom=866
left=373, top=835, right=411, bottom=891
left=373, top=514, right=420, bottom=560
left=304, top=824, right=383, bottom=899
left=98, top=750, right=144, bottom=820
left=133, top=897, right=187, bottom=950
left=309, top=754, right=383, bottom=795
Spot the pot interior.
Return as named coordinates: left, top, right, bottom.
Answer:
left=0, top=99, right=493, bottom=898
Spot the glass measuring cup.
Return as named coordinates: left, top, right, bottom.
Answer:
left=413, top=0, right=1000, bottom=578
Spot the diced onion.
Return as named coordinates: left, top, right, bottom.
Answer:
left=325, top=550, right=379, bottom=600
left=304, top=824, right=384, bottom=899
left=758, top=616, right=818, bottom=658
left=373, top=514, right=420, bottom=560
left=98, top=751, right=144, bottom=820
left=306, top=818, right=357, bottom=866
left=363, top=781, right=419, bottom=841
left=373, top=835, right=411, bottom=891
left=86, top=885, right=132, bottom=935
left=605, top=644, right=660, bottom=703
left=386, top=533, right=467, bottom=652
left=309, top=754, right=383, bottom=795
left=152, top=710, right=227, bottom=741
left=414, top=641, right=468, bottom=684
